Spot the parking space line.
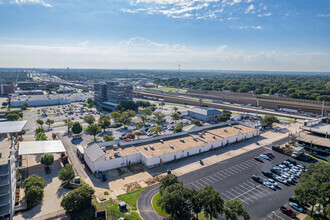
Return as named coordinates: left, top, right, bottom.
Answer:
left=225, top=190, right=240, bottom=199
left=220, top=193, right=232, bottom=201
left=191, top=182, right=201, bottom=189
left=275, top=213, right=286, bottom=220
left=228, top=168, right=240, bottom=174
left=244, top=160, right=257, bottom=166
left=200, top=179, right=210, bottom=185
left=213, top=173, right=224, bottom=180
left=237, top=163, right=250, bottom=169
left=203, top=178, right=214, bottom=184
left=225, top=170, right=236, bottom=175
left=194, top=181, right=205, bottom=188
left=257, top=186, right=272, bottom=195
left=232, top=187, right=257, bottom=202
left=221, top=172, right=232, bottom=177
left=208, top=176, right=218, bottom=182
left=231, top=166, right=243, bottom=172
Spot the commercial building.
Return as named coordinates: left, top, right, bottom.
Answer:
left=94, top=81, right=133, bottom=110
left=9, top=93, right=92, bottom=107
left=188, top=107, right=221, bottom=122
left=84, top=122, right=259, bottom=173
left=294, top=118, right=330, bottom=157
left=17, top=82, right=39, bottom=90
left=0, top=84, right=15, bottom=96
left=0, top=139, right=17, bottom=220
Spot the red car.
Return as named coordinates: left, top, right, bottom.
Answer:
left=280, top=206, right=296, bottom=218
left=254, top=156, right=263, bottom=162
left=267, top=152, right=275, bottom=157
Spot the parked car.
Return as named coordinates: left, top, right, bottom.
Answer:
left=287, top=159, right=297, bottom=165
left=267, top=178, right=279, bottom=188
left=252, top=175, right=263, bottom=184
left=267, top=152, right=275, bottom=157
left=290, top=202, right=303, bottom=212
left=264, top=152, right=274, bottom=158
left=276, top=176, right=288, bottom=185
left=280, top=206, right=296, bottom=218
left=254, top=157, right=263, bottom=162
left=263, top=181, right=275, bottom=190
left=260, top=154, right=270, bottom=160
left=262, top=171, right=275, bottom=179
left=289, top=197, right=299, bottom=204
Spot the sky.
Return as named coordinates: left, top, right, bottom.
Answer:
left=0, top=0, right=329, bottom=72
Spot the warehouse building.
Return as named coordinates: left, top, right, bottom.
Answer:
left=9, top=93, right=92, bottom=107
left=84, top=122, right=259, bottom=173
left=188, top=107, right=221, bottom=122
left=94, top=81, right=133, bottom=110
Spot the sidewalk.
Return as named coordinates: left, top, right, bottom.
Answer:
left=92, top=122, right=301, bottom=199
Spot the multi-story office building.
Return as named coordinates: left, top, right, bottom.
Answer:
left=0, top=139, right=16, bottom=220
left=0, top=84, right=15, bottom=96
left=94, top=81, right=133, bottom=109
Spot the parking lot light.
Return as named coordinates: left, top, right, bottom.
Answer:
left=272, top=211, right=275, bottom=219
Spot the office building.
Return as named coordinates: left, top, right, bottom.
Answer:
left=188, top=107, right=222, bottom=122
left=0, top=84, right=15, bottom=96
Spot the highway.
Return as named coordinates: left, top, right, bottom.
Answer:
left=134, top=90, right=315, bottom=120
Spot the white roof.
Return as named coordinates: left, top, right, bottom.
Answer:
left=0, top=120, right=27, bottom=133
left=19, top=140, right=66, bottom=155
left=85, top=144, right=105, bottom=162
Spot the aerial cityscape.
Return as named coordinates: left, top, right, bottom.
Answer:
left=0, top=0, right=329, bottom=220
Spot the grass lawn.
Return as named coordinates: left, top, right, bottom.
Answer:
left=151, top=192, right=171, bottom=218
left=117, top=187, right=147, bottom=210
left=150, top=87, right=187, bottom=93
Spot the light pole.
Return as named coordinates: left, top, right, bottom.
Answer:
left=272, top=211, right=275, bottom=219
left=177, top=64, right=181, bottom=93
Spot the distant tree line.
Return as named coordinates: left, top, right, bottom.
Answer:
left=154, top=74, right=330, bottom=101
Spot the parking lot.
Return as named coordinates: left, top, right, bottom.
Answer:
left=178, top=147, right=310, bottom=219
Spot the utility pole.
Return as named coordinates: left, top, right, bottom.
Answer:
left=177, top=64, right=181, bottom=93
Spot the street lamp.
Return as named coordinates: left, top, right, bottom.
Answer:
left=272, top=211, right=275, bottom=219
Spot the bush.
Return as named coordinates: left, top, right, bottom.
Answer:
left=104, top=191, right=109, bottom=195
left=59, top=165, right=75, bottom=185
left=35, top=127, right=45, bottom=134
left=103, top=134, right=115, bottom=142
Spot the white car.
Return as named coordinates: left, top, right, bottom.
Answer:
left=297, top=165, right=306, bottom=171
left=281, top=174, right=294, bottom=183
left=263, top=181, right=275, bottom=190
left=289, top=170, right=301, bottom=177
left=276, top=176, right=288, bottom=185
left=267, top=178, right=278, bottom=187
left=260, top=154, right=270, bottom=160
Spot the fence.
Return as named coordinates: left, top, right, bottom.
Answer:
left=31, top=209, right=66, bottom=220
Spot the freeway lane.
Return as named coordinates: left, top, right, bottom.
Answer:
left=138, top=138, right=309, bottom=220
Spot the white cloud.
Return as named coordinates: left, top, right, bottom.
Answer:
left=317, top=14, right=330, bottom=17
left=238, top=25, right=262, bottom=30
left=0, top=38, right=328, bottom=72
left=245, top=4, right=255, bottom=14
left=258, top=12, right=271, bottom=17
left=14, top=0, right=51, bottom=7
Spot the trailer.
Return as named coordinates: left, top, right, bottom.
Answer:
left=77, top=145, right=84, bottom=161
left=279, top=108, right=298, bottom=114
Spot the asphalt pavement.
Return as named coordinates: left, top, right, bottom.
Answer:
left=138, top=139, right=310, bottom=220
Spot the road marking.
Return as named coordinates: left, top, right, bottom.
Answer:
left=194, top=181, right=205, bottom=188
left=213, top=173, right=224, bottom=180
left=203, top=178, right=214, bottom=184
left=231, top=166, right=244, bottom=172
left=275, top=213, right=286, bottom=220
left=208, top=176, right=218, bottom=182
left=191, top=182, right=201, bottom=189
left=238, top=163, right=250, bottom=169
left=232, top=187, right=256, bottom=202
left=225, top=170, right=236, bottom=175
left=199, top=179, right=209, bottom=186
left=221, top=172, right=231, bottom=177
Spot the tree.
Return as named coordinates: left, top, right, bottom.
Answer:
left=119, top=101, right=138, bottom=111
left=199, top=185, right=224, bottom=219
left=35, top=127, right=45, bottom=134
left=173, top=123, right=183, bottom=133
left=103, top=134, right=115, bottom=142
left=150, top=104, right=156, bottom=112
left=40, top=153, right=54, bottom=167
left=87, top=98, right=93, bottom=105
left=36, top=119, right=44, bottom=127
left=2, top=102, right=8, bottom=107
left=154, top=111, right=166, bottom=125
left=217, top=110, right=232, bottom=122
left=171, top=112, right=180, bottom=123
left=159, top=174, right=180, bottom=196
left=21, top=103, right=29, bottom=110
left=173, top=106, right=178, bottom=112
left=224, top=199, right=250, bottom=220
left=58, top=164, right=75, bottom=185
left=157, top=183, right=192, bottom=220
left=135, top=121, right=145, bottom=129
left=23, top=175, right=45, bottom=208
left=45, top=119, right=54, bottom=130
left=262, top=115, right=279, bottom=128
left=110, top=111, right=121, bottom=121
left=191, top=119, right=202, bottom=126
left=72, top=121, right=83, bottom=135
left=126, top=110, right=136, bottom=118
left=63, top=118, right=73, bottom=135
left=115, top=104, right=124, bottom=113
left=5, top=113, right=20, bottom=121
left=61, top=185, right=95, bottom=215
left=134, top=131, right=143, bottom=139
left=98, top=115, right=111, bottom=132
left=83, top=115, right=95, bottom=125
left=126, top=133, right=136, bottom=140
left=35, top=131, right=47, bottom=141
left=87, top=124, right=102, bottom=141
left=118, top=111, right=132, bottom=128
left=139, top=107, right=152, bottom=124
left=23, top=174, right=45, bottom=192
left=150, top=125, right=163, bottom=136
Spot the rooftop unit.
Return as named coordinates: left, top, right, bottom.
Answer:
left=170, top=145, right=174, bottom=149
left=180, top=139, right=185, bottom=143
left=144, top=146, right=148, bottom=150
left=160, top=140, right=164, bottom=143
left=114, top=151, right=120, bottom=157
left=149, top=145, right=154, bottom=150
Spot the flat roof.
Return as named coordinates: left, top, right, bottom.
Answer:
left=302, top=123, right=330, bottom=135
left=0, top=120, right=27, bottom=134
left=10, top=93, right=92, bottom=102
left=296, top=132, right=330, bottom=148
left=106, top=145, right=138, bottom=159
left=18, top=140, right=66, bottom=155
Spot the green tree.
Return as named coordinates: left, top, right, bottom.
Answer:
left=40, top=153, right=54, bottom=167
left=119, top=101, right=138, bottom=111
left=199, top=185, right=224, bottom=219
left=139, top=107, right=152, bottom=124
left=217, top=110, right=232, bottom=122
left=150, top=125, right=163, bottom=136
left=45, top=119, right=54, bottom=130
left=103, top=134, right=115, bottom=142
left=87, top=98, right=93, bottom=105
left=224, top=199, right=250, bottom=220
left=171, top=112, right=180, bottom=123
left=173, top=106, right=178, bottom=112
left=98, top=115, right=111, bottom=132
left=61, top=185, right=95, bottom=216
left=35, top=131, right=47, bottom=141
left=36, top=119, right=44, bottom=128
left=110, top=111, right=121, bottom=121
left=191, top=119, right=202, bottom=126
left=262, top=115, right=279, bottom=128
left=126, top=110, right=136, bottom=118
left=63, top=118, right=73, bottom=135
left=72, top=121, right=83, bottom=135
left=159, top=174, right=180, bottom=196
left=87, top=124, right=102, bottom=141
left=21, top=103, right=29, bottom=110
left=173, top=123, right=183, bottom=133
left=126, top=133, right=136, bottom=140
left=134, top=131, right=143, bottom=139
left=150, top=105, right=156, bottom=112
left=23, top=175, right=45, bottom=208
left=115, top=104, right=124, bottom=113
left=23, top=174, right=45, bottom=192
left=83, top=115, right=95, bottom=125
left=157, top=183, right=192, bottom=220
left=5, top=113, right=20, bottom=121
left=58, top=164, right=75, bottom=185
left=118, top=111, right=132, bottom=128
left=154, top=111, right=166, bottom=125
left=35, top=127, right=45, bottom=134
left=135, top=121, right=145, bottom=129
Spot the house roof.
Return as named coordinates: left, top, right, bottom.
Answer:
left=18, top=140, right=66, bottom=155
left=0, top=120, right=27, bottom=134
left=188, top=107, right=221, bottom=116
left=85, top=144, right=105, bottom=162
